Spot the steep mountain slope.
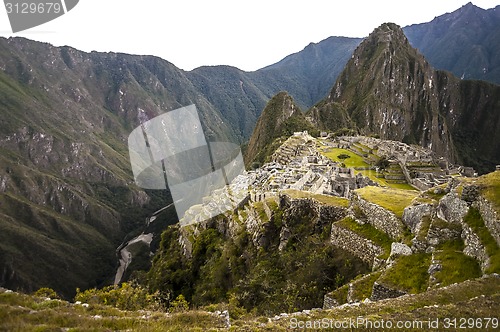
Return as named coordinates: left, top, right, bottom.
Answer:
left=0, top=37, right=234, bottom=297
left=244, top=92, right=314, bottom=166
left=404, top=2, right=500, bottom=84
left=253, top=36, right=362, bottom=109
left=311, top=23, right=500, bottom=174
left=186, top=65, right=269, bottom=140
left=185, top=37, right=361, bottom=138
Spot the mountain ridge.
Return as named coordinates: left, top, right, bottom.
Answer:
left=1, top=2, right=500, bottom=299
left=310, top=22, right=500, bottom=174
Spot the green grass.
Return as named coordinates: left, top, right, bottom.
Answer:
left=355, top=186, right=419, bottom=218
left=475, top=170, right=500, bottom=213
left=321, top=145, right=417, bottom=190
left=322, top=148, right=368, bottom=168
left=337, top=217, right=392, bottom=258
left=433, top=250, right=482, bottom=287
left=350, top=272, right=382, bottom=302
left=0, top=290, right=224, bottom=331
left=2, top=277, right=500, bottom=331
left=463, top=207, right=500, bottom=273
left=283, top=189, right=349, bottom=207
left=378, top=253, right=432, bottom=294
left=416, top=216, right=432, bottom=241
left=253, top=202, right=268, bottom=222
left=325, top=284, right=349, bottom=306
left=358, top=169, right=416, bottom=190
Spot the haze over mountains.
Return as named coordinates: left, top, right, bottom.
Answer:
left=0, top=2, right=499, bottom=298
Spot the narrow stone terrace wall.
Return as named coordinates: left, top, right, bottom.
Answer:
left=356, top=198, right=405, bottom=239
left=461, top=223, right=490, bottom=273
left=474, top=196, right=500, bottom=247
left=330, top=224, right=384, bottom=269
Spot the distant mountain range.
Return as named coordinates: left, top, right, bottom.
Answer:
left=0, top=2, right=499, bottom=296
left=405, top=2, right=500, bottom=84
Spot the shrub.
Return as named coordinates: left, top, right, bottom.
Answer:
left=169, top=294, right=189, bottom=313
left=33, top=287, right=59, bottom=299
left=74, top=282, right=163, bottom=311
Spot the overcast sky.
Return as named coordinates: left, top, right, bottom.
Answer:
left=0, top=1, right=498, bottom=71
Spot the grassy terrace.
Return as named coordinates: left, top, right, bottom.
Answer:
left=463, top=207, right=500, bottom=273
left=322, top=147, right=369, bottom=168
left=475, top=170, right=500, bottom=213
left=378, top=253, right=432, bottom=294
left=283, top=189, right=349, bottom=207
left=350, top=272, right=382, bottom=301
left=433, top=240, right=482, bottom=287
left=355, top=186, right=419, bottom=218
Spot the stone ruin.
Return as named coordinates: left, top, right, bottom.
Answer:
left=329, top=135, right=476, bottom=190
left=248, top=133, right=377, bottom=199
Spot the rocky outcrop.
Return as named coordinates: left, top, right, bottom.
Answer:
left=387, top=242, right=412, bottom=264
left=437, top=192, right=469, bottom=224
left=403, top=204, right=432, bottom=233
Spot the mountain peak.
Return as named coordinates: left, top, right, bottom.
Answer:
left=315, top=22, right=500, bottom=173
left=244, top=92, right=315, bottom=166
left=364, top=22, right=409, bottom=48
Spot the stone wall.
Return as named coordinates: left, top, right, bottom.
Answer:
left=462, top=223, right=490, bottom=272
left=330, top=224, right=384, bottom=269
left=370, top=282, right=407, bottom=301
left=262, top=199, right=273, bottom=221
left=356, top=197, right=405, bottom=239
left=473, top=196, right=500, bottom=247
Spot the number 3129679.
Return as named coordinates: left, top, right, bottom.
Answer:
left=443, top=317, right=498, bottom=329
left=5, top=2, right=62, bottom=14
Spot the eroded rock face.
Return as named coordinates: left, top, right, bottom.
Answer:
left=387, top=242, right=412, bottom=264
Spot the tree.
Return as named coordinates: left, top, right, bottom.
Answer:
left=337, top=153, right=351, bottom=161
